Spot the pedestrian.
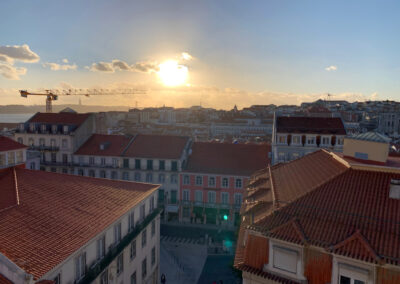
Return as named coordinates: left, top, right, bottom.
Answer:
left=161, top=273, right=166, bottom=284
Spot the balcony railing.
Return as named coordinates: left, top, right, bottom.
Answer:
left=78, top=207, right=161, bottom=284
left=29, top=145, right=60, bottom=151
left=182, top=200, right=241, bottom=210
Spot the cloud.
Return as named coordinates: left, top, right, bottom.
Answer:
left=62, top=58, right=68, bottom=63
left=0, top=44, right=39, bottom=63
left=0, top=63, right=27, bottom=80
left=325, top=65, right=337, bottom=71
left=0, top=54, right=13, bottom=64
left=181, top=52, right=193, bottom=61
left=88, top=61, right=115, bottom=72
left=132, top=61, right=159, bottom=73
left=112, top=59, right=131, bottom=71
left=43, top=62, right=77, bottom=71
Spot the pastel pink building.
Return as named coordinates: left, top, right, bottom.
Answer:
left=179, top=142, right=270, bottom=226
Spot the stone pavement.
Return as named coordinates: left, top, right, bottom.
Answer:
left=197, top=255, right=241, bottom=284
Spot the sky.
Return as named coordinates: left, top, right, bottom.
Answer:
left=0, top=0, right=399, bottom=109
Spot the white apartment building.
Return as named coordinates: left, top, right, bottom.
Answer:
left=13, top=111, right=95, bottom=173
left=0, top=135, right=27, bottom=169
left=271, top=115, right=346, bottom=164
left=73, top=133, right=192, bottom=222
left=0, top=167, right=160, bottom=284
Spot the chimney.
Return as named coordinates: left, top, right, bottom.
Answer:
left=389, top=179, right=400, bottom=200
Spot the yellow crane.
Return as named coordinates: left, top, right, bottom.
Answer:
left=19, top=88, right=146, bottom=113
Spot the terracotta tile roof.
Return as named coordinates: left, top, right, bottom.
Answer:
left=184, top=142, right=270, bottom=176
left=74, top=134, right=132, bottom=156
left=28, top=112, right=91, bottom=126
left=276, top=116, right=346, bottom=135
left=0, top=136, right=27, bottom=152
left=123, top=134, right=189, bottom=159
left=0, top=168, right=159, bottom=279
left=0, top=168, right=18, bottom=211
left=251, top=168, right=400, bottom=265
left=0, top=274, right=12, bottom=284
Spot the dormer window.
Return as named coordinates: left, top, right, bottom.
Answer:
left=278, top=135, right=286, bottom=144
left=337, top=137, right=344, bottom=145
left=292, top=135, right=301, bottom=145
left=306, top=136, right=316, bottom=145
left=19, top=123, right=24, bottom=131
left=41, top=124, right=47, bottom=133
left=321, top=136, right=331, bottom=146
left=29, top=123, right=35, bottom=132
left=52, top=125, right=58, bottom=133
left=63, top=125, right=69, bottom=134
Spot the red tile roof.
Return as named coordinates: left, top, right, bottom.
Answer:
left=0, top=274, right=12, bottom=284
left=276, top=116, right=346, bottom=135
left=185, top=142, right=270, bottom=176
left=28, top=112, right=91, bottom=126
left=74, top=134, right=131, bottom=156
left=123, top=134, right=189, bottom=159
left=0, top=136, right=27, bottom=152
left=250, top=161, right=400, bottom=266
left=0, top=168, right=159, bottom=279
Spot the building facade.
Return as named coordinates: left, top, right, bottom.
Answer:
left=0, top=136, right=28, bottom=169
left=179, top=142, right=270, bottom=226
left=271, top=115, right=346, bottom=164
left=0, top=167, right=160, bottom=284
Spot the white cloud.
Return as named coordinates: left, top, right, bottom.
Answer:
left=133, top=61, right=159, bottom=73
left=43, top=62, right=77, bottom=71
left=0, top=63, right=27, bottom=80
left=0, top=54, right=13, bottom=64
left=325, top=65, right=337, bottom=71
left=0, top=44, right=39, bottom=63
left=112, top=59, right=131, bottom=71
left=181, top=52, right=193, bottom=61
left=88, top=59, right=160, bottom=73
left=88, top=61, right=115, bottom=72
left=62, top=58, right=69, bottom=63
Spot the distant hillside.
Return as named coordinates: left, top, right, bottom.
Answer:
left=0, top=104, right=130, bottom=114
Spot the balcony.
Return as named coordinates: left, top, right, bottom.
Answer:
left=29, top=145, right=60, bottom=152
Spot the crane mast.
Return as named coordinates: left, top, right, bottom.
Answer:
left=19, top=88, right=146, bottom=113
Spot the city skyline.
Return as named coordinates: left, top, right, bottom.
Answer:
left=1, top=0, right=399, bottom=109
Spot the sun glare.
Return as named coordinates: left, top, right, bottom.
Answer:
left=157, top=60, right=188, bottom=87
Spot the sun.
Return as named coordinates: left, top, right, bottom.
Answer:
left=157, top=60, right=188, bottom=87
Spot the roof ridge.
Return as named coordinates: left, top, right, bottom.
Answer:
left=13, top=167, right=20, bottom=206
left=269, top=218, right=308, bottom=244
left=121, top=134, right=137, bottom=156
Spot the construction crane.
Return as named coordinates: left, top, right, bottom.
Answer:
left=19, top=88, right=146, bottom=113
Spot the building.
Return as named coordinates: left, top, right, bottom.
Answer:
left=0, top=135, right=29, bottom=169
left=235, top=136, right=400, bottom=284
left=378, top=112, right=400, bottom=138
left=73, top=133, right=192, bottom=221
left=179, top=142, right=270, bottom=226
left=271, top=115, right=346, bottom=164
left=0, top=167, right=160, bottom=284
left=13, top=111, right=95, bottom=173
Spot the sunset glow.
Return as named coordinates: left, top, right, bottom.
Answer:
left=157, top=60, right=188, bottom=87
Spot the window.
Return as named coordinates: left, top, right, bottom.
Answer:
left=278, top=135, right=286, bottom=144
left=146, top=173, right=153, bottom=182
left=158, top=189, right=164, bottom=202
left=51, top=153, right=57, bottom=163
left=273, top=246, right=298, bottom=274
left=112, top=158, right=118, bottom=167
left=195, top=176, right=203, bottom=185
left=129, top=210, right=135, bottom=231
left=53, top=274, right=61, bottom=284
left=101, top=157, right=106, bottom=165
left=17, top=137, right=23, bottom=144
left=159, top=160, right=165, bottom=170
left=235, top=178, right=242, bottom=188
left=61, top=167, right=67, bottom=173
left=30, top=162, right=36, bottom=170
left=158, top=173, right=165, bottom=183
left=89, top=157, right=95, bottom=165
left=151, top=246, right=156, bottom=266
left=183, top=190, right=190, bottom=201
left=338, top=263, right=369, bottom=284
left=355, top=152, right=368, bottom=160
left=140, top=204, right=145, bottom=220
left=97, top=235, right=106, bottom=260
left=142, top=258, right=147, bottom=279
left=234, top=194, right=242, bottom=206
left=51, top=167, right=57, bottom=173
left=171, top=174, right=178, bottom=184
left=147, top=159, right=153, bottom=170
left=50, top=139, right=56, bottom=147
left=142, top=229, right=147, bottom=248
left=150, top=196, right=155, bottom=212
left=63, top=125, right=68, bottom=134
left=89, top=170, right=95, bottom=177
left=130, top=272, right=137, bottom=284
left=117, top=253, right=124, bottom=275
left=151, top=220, right=156, bottom=237
left=222, top=177, right=229, bottom=188
left=221, top=192, right=229, bottom=204
left=183, top=207, right=190, bottom=218
left=111, top=171, right=117, bottom=179
left=322, top=137, right=330, bottom=145
left=63, top=154, right=68, bottom=163
left=39, top=138, right=45, bottom=146
left=100, top=170, right=106, bottom=178
left=171, top=161, right=178, bottom=171
left=306, top=137, right=316, bottom=145
left=100, top=269, right=108, bottom=284
left=123, top=158, right=130, bottom=168
left=170, top=190, right=177, bottom=204
left=74, top=252, right=86, bottom=281
left=114, top=222, right=122, bottom=244
left=29, top=123, right=35, bottom=132
left=195, top=191, right=203, bottom=202
left=208, top=176, right=216, bottom=187
left=123, top=172, right=129, bottom=180
left=16, top=151, right=23, bottom=163
left=78, top=156, right=84, bottom=165
left=183, top=175, right=190, bottom=185
left=130, top=239, right=136, bottom=260
left=135, top=159, right=141, bottom=169
left=78, top=169, right=84, bottom=176
left=337, top=137, right=344, bottom=145
left=62, top=139, right=68, bottom=149
left=7, top=152, right=15, bottom=165
left=292, top=135, right=300, bottom=145
left=28, top=137, right=34, bottom=146
left=208, top=191, right=216, bottom=203
left=134, top=172, right=141, bottom=181
left=41, top=124, right=47, bottom=132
